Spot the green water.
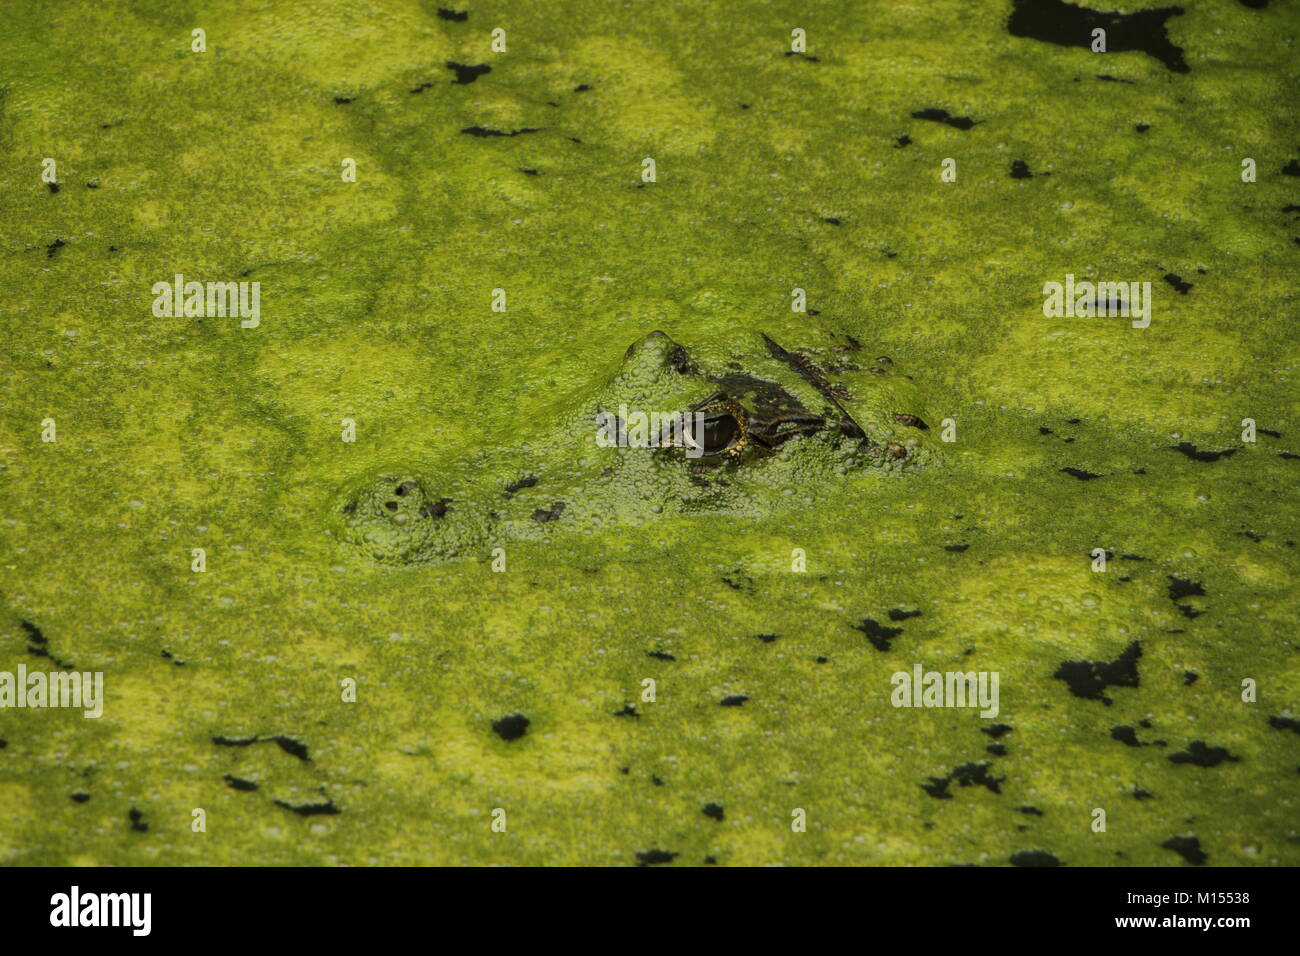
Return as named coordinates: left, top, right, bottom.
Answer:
left=0, top=0, right=1297, bottom=865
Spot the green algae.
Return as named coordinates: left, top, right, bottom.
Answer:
left=0, top=0, right=1298, bottom=866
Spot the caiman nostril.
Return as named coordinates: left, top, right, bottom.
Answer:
left=419, top=498, right=451, bottom=519
left=894, top=413, right=929, bottom=430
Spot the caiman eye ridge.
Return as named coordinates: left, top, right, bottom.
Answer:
left=681, top=392, right=829, bottom=459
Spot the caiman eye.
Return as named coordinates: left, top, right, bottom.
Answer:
left=702, top=411, right=742, bottom=455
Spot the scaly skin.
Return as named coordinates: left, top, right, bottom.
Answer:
left=333, top=330, right=942, bottom=565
